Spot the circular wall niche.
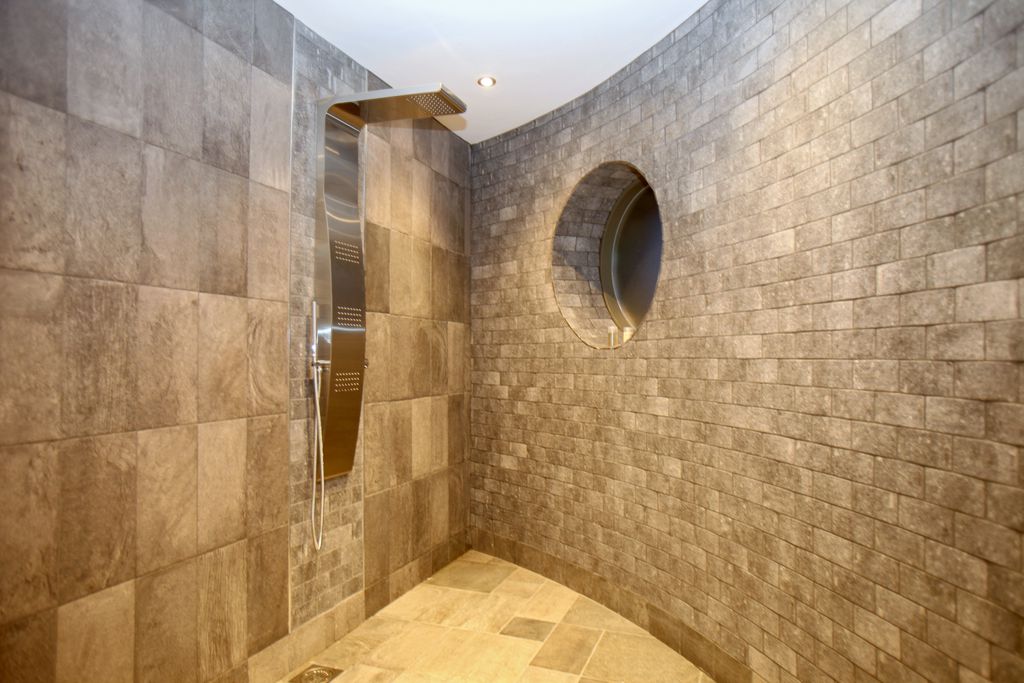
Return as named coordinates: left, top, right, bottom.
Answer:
left=551, top=162, right=663, bottom=349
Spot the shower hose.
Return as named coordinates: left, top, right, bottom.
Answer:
left=311, top=364, right=326, bottom=551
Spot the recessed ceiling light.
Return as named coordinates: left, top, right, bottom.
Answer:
left=476, top=75, right=497, bottom=88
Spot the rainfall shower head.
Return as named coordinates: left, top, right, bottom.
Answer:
left=325, top=83, right=466, bottom=129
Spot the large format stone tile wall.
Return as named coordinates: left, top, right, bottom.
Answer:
left=0, top=0, right=293, bottom=681
left=470, top=1, right=1024, bottom=682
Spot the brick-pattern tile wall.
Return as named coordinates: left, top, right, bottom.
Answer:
left=470, top=1, right=1024, bottom=682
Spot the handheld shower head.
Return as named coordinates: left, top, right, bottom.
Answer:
left=325, top=83, right=466, bottom=129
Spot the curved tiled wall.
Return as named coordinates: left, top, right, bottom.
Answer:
left=470, top=1, right=1024, bottom=682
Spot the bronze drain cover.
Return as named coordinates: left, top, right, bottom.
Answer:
left=289, top=664, right=343, bottom=683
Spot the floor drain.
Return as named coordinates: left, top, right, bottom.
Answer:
left=289, top=664, right=343, bottom=683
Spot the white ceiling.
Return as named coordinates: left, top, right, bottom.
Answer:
left=276, top=0, right=705, bottom=143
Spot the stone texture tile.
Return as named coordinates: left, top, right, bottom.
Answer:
left=253, top=0, right=293, bottom=84
left=56, top=433, right=137, bottom=604
left=414, top=629, right=540, bottom=682
left=203, top=38, right=251, bottom=176
left=0, top=271, right=64, bottom=445
left=364, top=313, right=390, bottom=403
left=203, top=0, right=253, bottom=62
left=145, top=0, right=202, bottom=30
left=136, top=559, right=198, bottom=683
left=198, top=541, right=247, bottom=681
left=0, top=0, right=67, bottom=111
left=249, top=68, right=291, bottom=192
left=0, top=609, right=56, bottom=683
left=61, top=278, right=136, bottom=437
left=247, top=182, right=290, bottom=300
left=364, top=400, right=412, bottom=495
left=198, top=419, right=247, bottom=553
left=136, top=424, right=197, bottom=574
left=364, top=491, right=390, bottom=587
left=247, top=527, right=289, bottom=654
left=517, top=583, right=579, bottom=623
left=200, top=164, right=249, bottom=296
left=142, top=3, right=203, bottom=157
left=563, top=597, right=646, bottom=634
left=56, top=580, right=134, bottom=683
left=530, top=623, right=601, bottom=674
left=247, top=299, right=289, bottom=415
left=67, top=0, right=142, bottom=137
left=198, top=294, right=249, bottom=421
left=140, top=145, right=203, bottom=289
left=0, top=443, right=58, bottom=624
left=246, top=414, right=289, bottom=535
left=0, top=92, right=66, bottom=274
left=131, top=286, right=198, bottom=430
left=366, top=222, right=391, bottom=313
left=427, top=559, right=516, bottom=593
left=65, top=118, right=143, bottom=283
left=582, top=632, right=702, bottom=683
left=501, top=617, right=556, bottom=642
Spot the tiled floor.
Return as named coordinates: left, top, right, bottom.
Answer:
left=283, top=551, right=712, bottom=683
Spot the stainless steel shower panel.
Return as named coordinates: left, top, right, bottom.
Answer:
left=312, top=84, right=466, bottom=481
left=313, top=111, right=365, bottom=480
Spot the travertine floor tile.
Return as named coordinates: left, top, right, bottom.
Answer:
left=582, top=632, right=702, bottom=683
left=291, top=554, right=707, bottom=683
left=517, top=582, right=579, bottom=622
left=530, top=623, right=601, bottom=674
left=501, top=617, right=556, bottom=641
left=427, top=559, right=517, bottom=592
left=562, top=597, right=646, bottom=634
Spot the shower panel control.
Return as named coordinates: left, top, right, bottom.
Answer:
left=310, top=84, right=466, bottom=481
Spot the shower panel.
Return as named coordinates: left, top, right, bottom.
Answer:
left=309, top=84, right=465, bottom=540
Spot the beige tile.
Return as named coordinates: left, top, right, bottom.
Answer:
left=366, top=222, right=390, bottom=313
left=198, top=419, right=247, bottom=552
left=56, top=580, right=134, bottom=683
left=247, top=299, right=288, bottom=415
left=62, top=277, right=135, bottom=438
left=288, top=611, right=333, bottom=671
left=582, top=632, right=701, bottom=683
left=429, top=396, right=448, bottom=474
left=0, top=443, right=57, bottom=624
left=140, top=144, right=202, bottom=289
left=0, top=92, right=66, bottom=274
left=517, top=582, right=579, bottom=623
left=518, top=667, right=579, bottom=683
left=137, top=424, right=198, bottom=574
left=562, top=597, right=646, bottom=635
left=494, top=569, right=547, bottom=600
left=132, top=286, right=198, bottom=430
left=445, top=591, right=526, bottom=634
left=246, top=414, right=289, bottom=535
left=456, top=550, right=497, bottom=564
left=247, top=527, right=289, bottom=654
left=501, top=617, right=557, bottom=642
left=389, top=230, right=415, bottom=317
left=530, top=624, right=601, bottom=674
left=247, top=634, right=289, bottom=683
left=0, top=271, right=63, bottom=445
left=414, top=629, right=540, bottom=683
left=247, top=181, right=289, bottom=300
left=410, top=398, right=433, bottom=479
left=427, top=559, right=516, bottom=592
left=57, top=433, right=137, bottom=603
left=198, top=294, right=248, bottom=421
left=0, top=609, right=56, bottom=683
left=335, top=664, right=400, bottom=683
left=200, top=163, right=248, bottom=296
left=248, top=68, right=291, bottom=192
left=198, top=542, right=247, bottom=681
left=364, top=621, right=448, bottom=670
left=377, top=584, right=476, bottom=625
left=136, top=559, right=198, bottom=683
left=65, top=117, right=142, bottom=282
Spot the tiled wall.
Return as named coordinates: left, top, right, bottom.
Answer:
left=0, top=0, right=293, bottom=681
left=0, top=0, right=470, bottom=681
left=285, top=30, right=472, bottom=627
left=470, top=1, right=1024, bottom=682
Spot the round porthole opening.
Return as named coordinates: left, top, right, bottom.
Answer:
left=551, top=163, right=663, bottom=349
